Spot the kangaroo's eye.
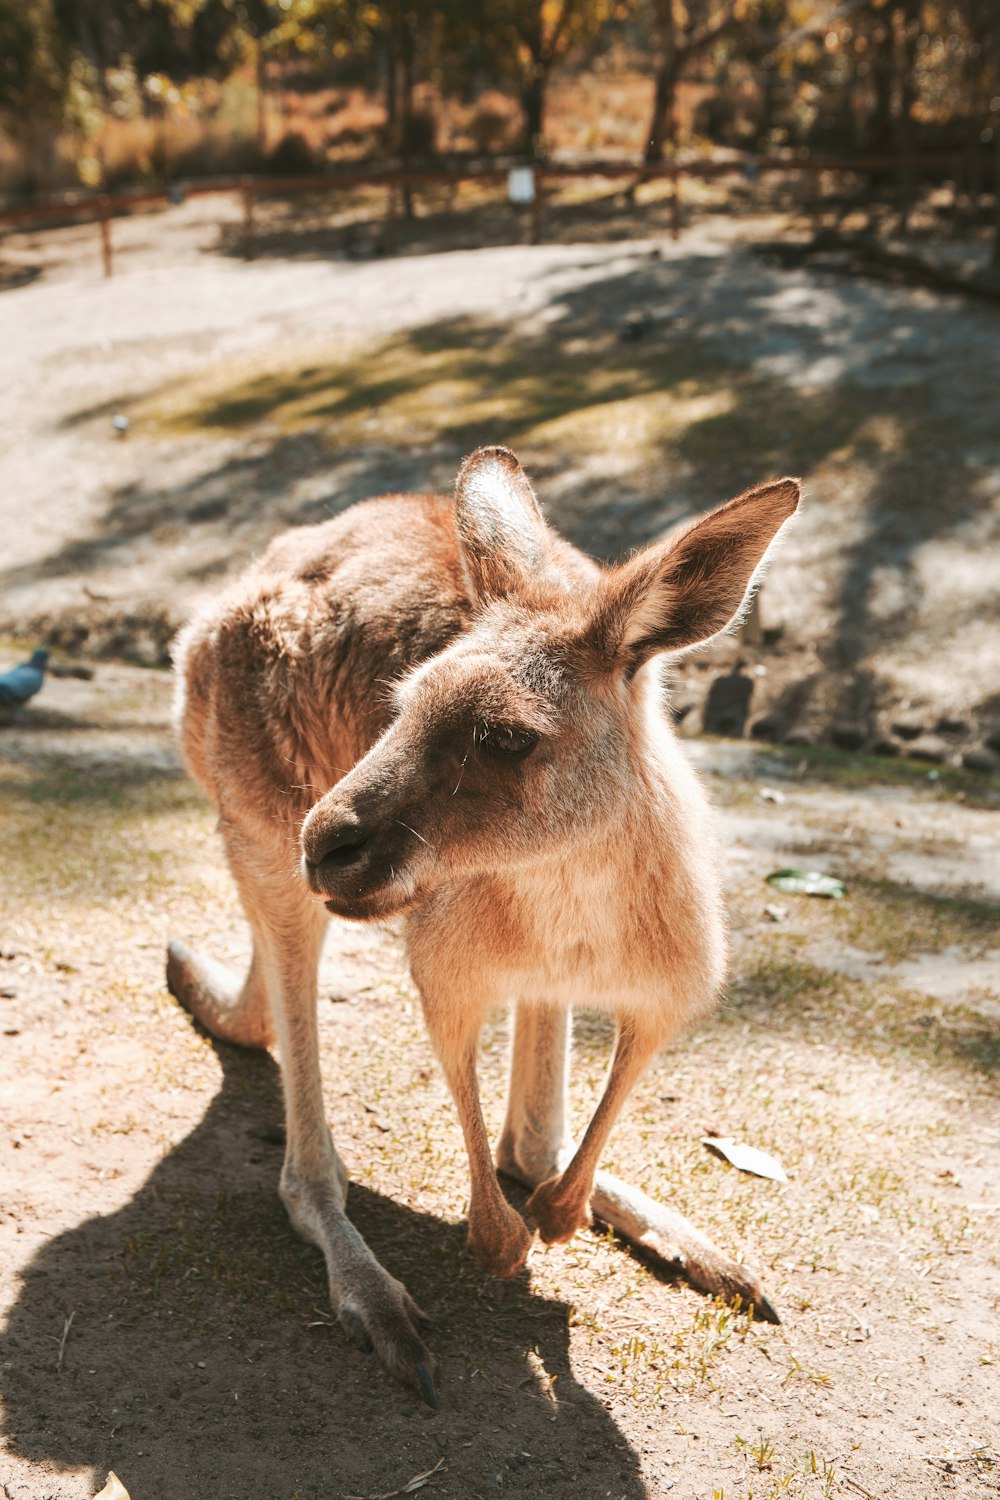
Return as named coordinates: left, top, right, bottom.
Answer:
left=484, top=724, right=538, bottom=758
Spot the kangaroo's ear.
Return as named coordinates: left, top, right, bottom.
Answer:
left=589, top=478, right=801, bottom=670
left=455, top=446, right=550, bottom=603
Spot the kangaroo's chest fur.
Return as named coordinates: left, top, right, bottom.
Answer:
left=404, top=685, right=727, bottom=1030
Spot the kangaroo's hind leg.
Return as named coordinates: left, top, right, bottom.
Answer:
left=167, top=823, right=437, bottom=1403
left=499, top=999, right=779, bottom=1323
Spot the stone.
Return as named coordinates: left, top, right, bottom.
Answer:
left=831, top=721, right=867, bottom=751
left=750, top=713, right=783, bottom=741
left=871, top=736, right=901, bottom=757
left=784, top=728, right=816, bottom=747
left=891, top=719, right=925, bottom=741
left=936, top=715, right=969, bottom=736
left=907, top=736, right=951, bottom=764
left=702, top=671, right=753, bottom=738
left=961, top=746, right=1000, bottom=774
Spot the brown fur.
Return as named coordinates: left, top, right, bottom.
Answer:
left=168, top=445, right=800, bottom=1404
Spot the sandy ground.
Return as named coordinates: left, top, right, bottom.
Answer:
left=0, top=192, right=998, bottom=753
left=0, top=661, right=998, bottom=1500
left=1, top=198, right=999, bottom=1500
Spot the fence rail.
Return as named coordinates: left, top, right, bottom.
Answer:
left=0, top=150, right=977, bottom=278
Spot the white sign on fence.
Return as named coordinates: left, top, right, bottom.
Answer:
left=507, top=166, right=536, bottom=205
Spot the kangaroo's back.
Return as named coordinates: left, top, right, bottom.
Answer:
left=173, top=492, right=473, bottom=832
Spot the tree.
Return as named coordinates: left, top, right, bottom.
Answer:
left=477, top=0, right=614, bottom=153
left=642, top=0, right=746, bottom=163
left=0, top=0, right=73, bottom=189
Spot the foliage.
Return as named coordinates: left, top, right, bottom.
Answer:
left=0, top=0, right=996, bottom=199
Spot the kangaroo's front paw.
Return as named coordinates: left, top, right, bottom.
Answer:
left=526, top=1175, right=591, bottom=1245
left=466, top=1201, right=533, bottom=1279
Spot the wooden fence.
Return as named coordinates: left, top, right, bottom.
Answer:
left=0, top=151, right=976, bottom=278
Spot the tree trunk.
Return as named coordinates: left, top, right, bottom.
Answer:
left=400, top=22, right=415, bottom=219
left=894, top=2, right=919, bottom=230
left=520, top=71, right=547, bottom=152
left=644, top=0, right=678, bottom=165
left=869, top=15, right=893, bottom=151
left=256, top=43, right=267, bottom=161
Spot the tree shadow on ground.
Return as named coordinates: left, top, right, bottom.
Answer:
left=208, top=183, right=702, bottom=267
left=0, top=1039, right=648, bottom=1500
left=4, top=244, right=997, bottom=729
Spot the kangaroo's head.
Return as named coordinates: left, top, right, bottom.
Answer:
left=301, top=446, right=799, bottom=920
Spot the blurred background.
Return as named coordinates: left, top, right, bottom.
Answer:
left=1, top=0, right=998, bottom=207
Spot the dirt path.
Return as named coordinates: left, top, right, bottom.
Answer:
left=1, top=198, right=998, bottom=753
left=1, top=661, right=997, bottom=1500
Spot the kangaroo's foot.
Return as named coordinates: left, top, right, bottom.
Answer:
left=465, top=1198, right=533, bottom=1279
left=505, top=1149, right=778, bottom=1323
left=166, top=939, right=275, bottom=1049
left=525, top=1174, right=591, bottom=1246
left=281, top=1169, right=437, bottom=1406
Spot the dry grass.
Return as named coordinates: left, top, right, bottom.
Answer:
left=2, top=660, right=998, bottom=1498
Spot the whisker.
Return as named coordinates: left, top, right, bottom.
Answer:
left=452, top=752, right=468, bottom=796
left=395, top=819, right=430, bottom=847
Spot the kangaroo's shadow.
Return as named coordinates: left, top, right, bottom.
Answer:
left=1, top=1039, right=648, bottom=1499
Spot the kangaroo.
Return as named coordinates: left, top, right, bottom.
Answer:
left=168, top=445, right=799, bottom=1408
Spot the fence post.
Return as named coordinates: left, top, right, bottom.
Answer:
left=241, top=180, right=256, bottom=260
left=530, top=171, right=543, bottom=244
left=385, top=181, right=400, bottom=254
left=98, top=195, right=113, bottom=278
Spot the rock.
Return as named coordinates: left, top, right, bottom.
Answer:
left=750, top=713, right=783, bottom=741
left=702, top=670, right=753, bottom=738
left=985, top=728, right=1000, bottom=755
left=891, top=719, right=925, bottom=741
left=831, top=721, right=867, bottom=751
left=783, top=728, right=816, bottom=747
left=936, top=715, right=969, bottom=736
left=872, top=736, right=901, bottom=757
left=50, top=663, right=95, bottom=680
left=619, top=310, right=653, bottom=341
left=961, top=746, right=1000, bottom=774
left=907, top=736, right=951, bottom=764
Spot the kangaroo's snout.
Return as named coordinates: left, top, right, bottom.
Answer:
left=299, top=773, right=422, bottom=917
left=301, top=796, right=379, bottom=903
left=302, top=814, right=373, bottom=878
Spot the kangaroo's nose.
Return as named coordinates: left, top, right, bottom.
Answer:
left=302, top=818, right=373, bottom=882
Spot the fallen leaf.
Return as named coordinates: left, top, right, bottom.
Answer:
left=766, top=868, right=845, bottom=899
left=94, top=1475, right=131, bottom=1500
left=702, top=1136, right=789, bottom=1182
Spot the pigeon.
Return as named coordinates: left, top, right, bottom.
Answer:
left=0, top=648, right=49, bottom=708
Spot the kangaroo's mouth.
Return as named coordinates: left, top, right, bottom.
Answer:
left=302, top=849, right=417, bottom=921
left=320, top=881, right=415, bottom=922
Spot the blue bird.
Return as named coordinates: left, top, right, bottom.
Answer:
left=0, top=648, right=49, bottom=708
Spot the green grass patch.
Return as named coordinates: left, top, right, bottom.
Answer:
left=833, top=876, right=1000, bottom=962
left=728, top=953, right=1000, bottom=1076
left=723, top=740, right=1000, bottom=809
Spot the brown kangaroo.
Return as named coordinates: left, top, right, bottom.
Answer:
left=168, top=445, right=799, bottom=1407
